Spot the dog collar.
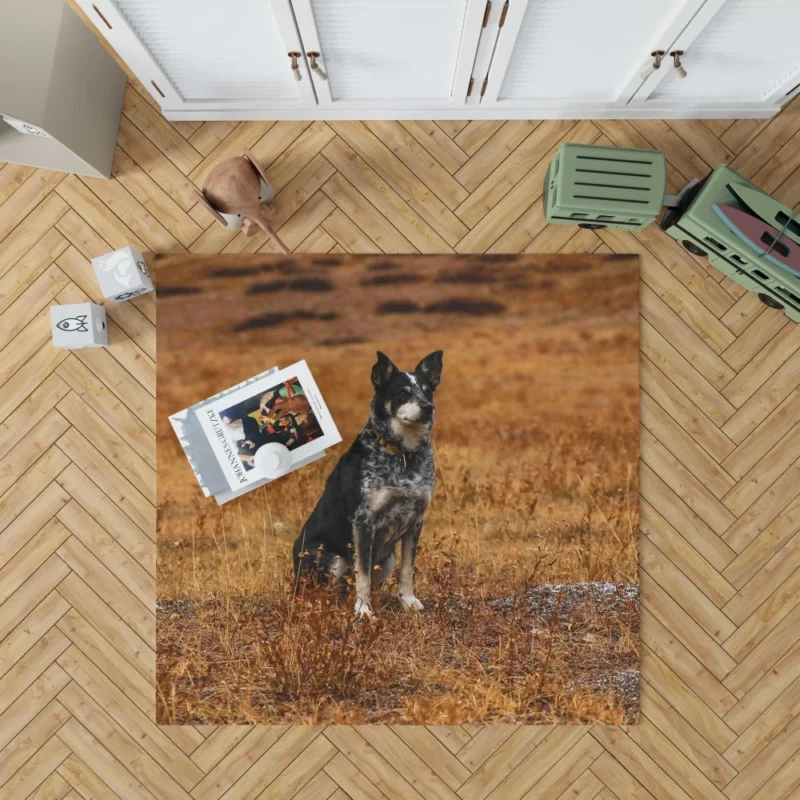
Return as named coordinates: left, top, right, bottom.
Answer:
left=374, top=433, right=409, bottom=469
left=374, top=433, right=403, bottom=457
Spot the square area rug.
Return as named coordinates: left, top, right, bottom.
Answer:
left=156, top=253, right=640, bottom=725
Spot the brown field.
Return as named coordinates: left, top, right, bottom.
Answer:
left=156, top=254, right=640, bottom=725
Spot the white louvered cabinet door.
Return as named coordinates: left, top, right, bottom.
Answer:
left=290, top=0, right=487, bottom=108
left=75, top=0, right=316, bottom=113
left=480, top=0, right=706, bottom=109
left=632, top=0, right=800, bottom=108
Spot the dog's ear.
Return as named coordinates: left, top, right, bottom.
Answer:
left=371, top=351, right=397, bottom=388
left=415, top=350, right=443, bottom=389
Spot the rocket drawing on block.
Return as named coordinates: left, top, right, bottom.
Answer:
left=50, top=302, right=107, bottom=349
left=56, top=315, right=89, bottom=332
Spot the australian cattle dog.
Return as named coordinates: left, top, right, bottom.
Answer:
left=293, top=351, right=443, bottom=617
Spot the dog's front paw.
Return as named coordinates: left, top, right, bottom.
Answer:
left=354, top=598, right=374, bottom=619
left=399, top=594, right=424, bottom=612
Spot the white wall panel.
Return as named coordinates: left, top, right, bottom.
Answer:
left=308, top=0, right=469, bottom=101
left=498, top=0, right=684, bottom=102
left=650, top=0, right=800, bottom=102
left=115, top=0, right=299, bottom=101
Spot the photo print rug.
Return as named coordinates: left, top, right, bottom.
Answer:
left=156, top=253, right=640, bottom=725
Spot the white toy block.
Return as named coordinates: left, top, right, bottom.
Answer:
left=91, top=246, right=154, bottom=302
left=51, top=303, right=107, bottom=349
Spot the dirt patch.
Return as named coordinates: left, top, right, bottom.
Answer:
left=366, top=260, right=402, bottom=271
left=424, top=298, right=506, bottom=315
left=246, top=277, right=334, bottom=294
left=436, top=267, right=499, bottom=284
left=157, top=286, right=202, bottom=297
left=378, top=301, right=421, bottom=314
left=361, top=273, right=422, bottom=286
left=318, top=336, right=367, bottom=347
left=209, top=267, right=263, bottom=278
left=233, top=310, right=338, bottom=331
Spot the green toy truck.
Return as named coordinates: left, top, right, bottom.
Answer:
left=544, top=142, right=800, bottom=323
left=660, top=165, right=800, bottom=322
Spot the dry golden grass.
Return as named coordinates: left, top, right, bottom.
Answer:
left=156, top=254, right=639, bottom=725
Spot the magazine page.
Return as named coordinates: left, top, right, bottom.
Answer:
left=195, top=360, right=342, bottom=492
left=169, top=366, right=280, bottom=496
left=213, top=450, right=327, bottom=505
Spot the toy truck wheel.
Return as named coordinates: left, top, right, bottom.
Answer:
left=682, top=240, right=707, bottom=257
left=578, top=223, right=606, bottom=230
left=758, top=293, right=784, bottom=310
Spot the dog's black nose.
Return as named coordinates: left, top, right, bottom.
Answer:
left=418, top=403, right=434, bottom=422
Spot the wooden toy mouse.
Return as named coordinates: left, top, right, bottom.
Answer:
left=196, top=149, right=289, bottom=253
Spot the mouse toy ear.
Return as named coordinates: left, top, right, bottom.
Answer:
left=415, top=350, right=443, bottom=389
left=371, top=351, right=397, bottom=388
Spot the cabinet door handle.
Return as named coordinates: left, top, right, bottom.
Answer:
left=307, top=52, right=328, bottom=81
left=670, top=50, right=687, bottom=79
left=92, top=4, right=113, bottom=29
left=288, top=51, right=302, bottom=81
left=640, top=50, right=665, bottom=81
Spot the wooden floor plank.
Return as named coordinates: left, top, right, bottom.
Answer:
left=640, top=680, right=737, bottom=789
left=0, top=193, right=68, bottom=279
left=0, top=163, right=36, bottom=206
left=186, top=122, right=238, bottom=158
left=188, top=726, right=289, bottom=800
left=640, top=356, right=736, bottom=463
left=0, top=629, right=70, bottom=718
left=56, top=499, right=154, bottom=623
left=0, top=555, right=70, bottom=644
left=324, top=134, right=455, bottom=252
left=321, top=172, right=415, bottom=254
left=0, top=732, right=71, bottom=800
left=116, top=116, right=200, bottom=212
left=56, top=577, right=154, bottom=681
left=641, top=396, right=737, bottom=505
left=122, top=86, right=202, bottom=176
left=457, top=121, right=596, bottom=248
left=57, top=540, right=153, bottom=647
left=0, top=169, right=66, bottom=243
left=111, top=148, right=202, bottom=249
left=640, top=500, right=736, bottom=608
left=363, top=120, right=469, bottom=210
left=0, top=698, right=71, bottom=788
left=454, top=119, right=575, bottom=228
left=0, top=228, right=68, bottom=316
left=58, top=755, right=123, bottom=799
left=56, top=680, right=195, bottom=799
left=56, top=717, right=159, bottom=800
left=55, top=463, right=154, bottom=575
left=400, top=121, right=469, bottom=175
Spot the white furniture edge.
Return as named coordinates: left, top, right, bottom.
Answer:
left=159, top=104, right=783, bottom=121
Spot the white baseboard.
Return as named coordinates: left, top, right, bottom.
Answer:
left=162, top=104, right=781, bottom=121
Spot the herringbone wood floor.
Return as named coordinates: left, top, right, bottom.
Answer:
left=2, top=72, right=800, bottom=798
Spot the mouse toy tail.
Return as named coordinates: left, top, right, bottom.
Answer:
left=252, top=211, right=290, bottom=254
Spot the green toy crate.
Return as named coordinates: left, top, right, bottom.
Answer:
left=660, top=165, right=800, bottom=323
left=544, top=143, right=667, bottom=231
